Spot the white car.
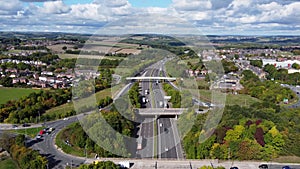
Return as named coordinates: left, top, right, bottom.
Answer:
left=159, top=123, right=163, bottom=127
left=63, top=118, right=68, bottom=120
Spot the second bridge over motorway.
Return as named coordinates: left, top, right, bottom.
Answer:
left=136, top=108, right=187, bottom=116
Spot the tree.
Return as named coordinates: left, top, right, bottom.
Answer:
left=15, top=134, right=25, bottom=146
left=224, top=125, right=245, bottom=142
left=264, top=126, right=285, bottom=152
left=254, top=127, right=265, bottom=146
left=0, top=76, right=13, bottom=87
left=292, top=63, right=300, bottom=69
left=250, top=60, right=263, bottom=68
left=237, top=139, right=261, bottom=160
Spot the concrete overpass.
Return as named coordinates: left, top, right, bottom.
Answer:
left=136, top=108, right=187, bottom=116
left=126, top=77, right=176, bottom=81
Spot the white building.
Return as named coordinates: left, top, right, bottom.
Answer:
left=262, top=59, right=300, bottom=68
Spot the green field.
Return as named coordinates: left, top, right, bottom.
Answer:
left=0, top=158, right=18, bottom=169
left=0, top=88, right=40, bottom=105
left=44, top=87, right=115, bottom=118
left=55, top=122, right=93, bottom=158
left=197, top=89, right=261, bottom=106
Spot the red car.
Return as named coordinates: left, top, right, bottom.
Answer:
left=39, top=130, right=45, bottom=135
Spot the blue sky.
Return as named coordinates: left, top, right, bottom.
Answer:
left=1, top=0, right=299, bottom=35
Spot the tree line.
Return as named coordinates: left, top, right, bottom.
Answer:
left=0, top=89, right=71, bottom=124
left=57, top=106, right=135, bottom=158
left=263, top=64, right=300, bottom=85
left=163, top=83, right=181, bottom=108
left=183, top=101, right=300, bottom=160
left=240, top=70, right=296, bottom=104
left=0, top=133, right=48, bottom=169
left=78, top=161, right=121, bottom=169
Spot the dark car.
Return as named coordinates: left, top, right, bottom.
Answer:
left=22, top=123, right=30, bottom=127
left=230, top=167, right=239, bottom=169
left=282, top=166, right=291, bottom=169
left=259, top=164, right=268, bottom=169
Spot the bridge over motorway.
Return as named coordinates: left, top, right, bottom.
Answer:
left=136, top=108, right=187, bottom=116
left=126, top=76, right=176, bottom=81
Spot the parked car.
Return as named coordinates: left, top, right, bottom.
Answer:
left=259, top=164, right=268, bottom=169
left=230, top=167, right=239, bottom=169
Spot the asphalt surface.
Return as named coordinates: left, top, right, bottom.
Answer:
left=30, top=116, right=85, bottom=169
left=151, top=60, right=183, bottom=159
left=137, top=68, right=155, bottom=158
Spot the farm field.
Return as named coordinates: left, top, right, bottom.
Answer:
left=58, top=54, right=125, bottom=60
left=0, top=87, right=40, bottom=104
left=47, top=44, right=75, bottom=53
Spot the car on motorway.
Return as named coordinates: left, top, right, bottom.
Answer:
left=282, top=166, right=291, bottom=169
left=259, top=164, right=268, bottom=169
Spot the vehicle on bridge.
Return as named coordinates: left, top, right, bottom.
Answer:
left=137, top=137, right=143, bottom=150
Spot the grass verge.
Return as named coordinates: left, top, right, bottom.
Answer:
left=154, top=119, right=157, bottom=159
left=274, top=156, right=300, bottom=163
left=55, top=122, right=94, bottom=158
left=10, top=127, right=44, bottom=138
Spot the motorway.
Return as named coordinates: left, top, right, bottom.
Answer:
left=137, top=59, right=184, bottom=159
left=137, top=67, right=155, bottom=158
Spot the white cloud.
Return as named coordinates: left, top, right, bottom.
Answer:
left=0, top=0, right=299, bottom=35
left=0, top=0, right=23, bottom=15
left=39, top=1, right=71, bottom=14
left=172, top=0, right=212, bottom=11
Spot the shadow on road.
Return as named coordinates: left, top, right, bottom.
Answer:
left=25, top=138, right=44, bottom=147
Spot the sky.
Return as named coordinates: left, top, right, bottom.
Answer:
left=1, top=0, right=300, bottom=35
